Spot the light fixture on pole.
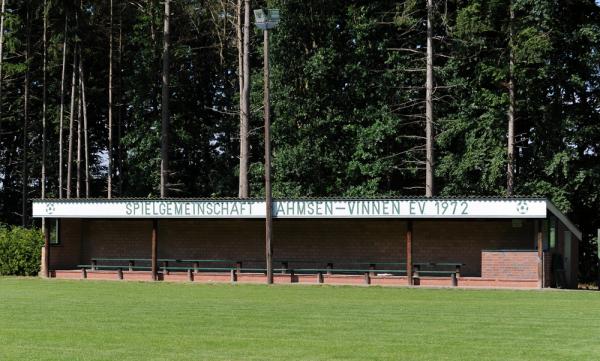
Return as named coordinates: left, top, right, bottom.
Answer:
left=254, top=8, right=279, bottom=285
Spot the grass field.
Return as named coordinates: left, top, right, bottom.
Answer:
left=1, top=278, right=600, bottom=361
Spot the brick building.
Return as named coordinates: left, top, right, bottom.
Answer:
left=32, top=197, right=581, bottom=288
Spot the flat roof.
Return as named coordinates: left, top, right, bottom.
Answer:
left=31, top=197, right=582, bottom=240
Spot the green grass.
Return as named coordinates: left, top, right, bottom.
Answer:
left=1, top=278, right=600, bottom=360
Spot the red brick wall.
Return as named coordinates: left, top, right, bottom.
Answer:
left=413, top=220, right=534, bottom=276
left=81, top=220, right=154, bottom=262
left=49, top=219, right=82, bottom=269
left=481, top=251, right=538, bottom=280
left=273, top=219, right=406, bottom=269
left=53, top=218, right=536, bottom=277
left=76, top=219, right=404, bottom=269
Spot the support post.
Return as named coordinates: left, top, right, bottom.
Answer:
left=597, top=228, right=600, bottom=290
left=231, top=269, right=237, bottom=283
left=117, top=268, right=123, bottom=280
left=317, top=272, right=323, bottom=284
left=364, top=272, right=370, bottom=285
left=152, top=219, right=158, bottom=281
left=537, top=220, right=543, bottom=288
left=81, top=267, right=87, bottom=279
left=406, top=221, right=413, bottom=285
left=264, top=28, right=273, bottom=285
left=43, top=218, right=50, bottom=278
left=451, top=272, right=457, bottom=287
left=187, top=268, right=194, bottom=282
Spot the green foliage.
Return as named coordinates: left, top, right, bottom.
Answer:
left=0, top=225, right=43, bottom=276
left=0, top=0, right=599, bottom=280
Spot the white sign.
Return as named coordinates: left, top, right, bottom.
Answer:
left=32, top=199, right=547, bottom=219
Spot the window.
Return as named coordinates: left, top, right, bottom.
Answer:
left=549, top=218, right=556, bottom=249
left=540, top=220, right=548, bottom=250
left=48, top=219, right=60, bottom=245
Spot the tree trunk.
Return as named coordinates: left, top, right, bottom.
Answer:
left=160, top=0, right=170, bottom=198
left=22, top=7, right=31, bottom=226
left=79, top=55, right=90, bottom=198
left=425, top=0, right=434, bottom=197
left=76, top=62, right=82, bottom=199
left=236, top=0, right=243, bottom=99
left=42, top=0, right=47, bottom=201
left=59, top=16, right=68, bottom=198
left=67, top=48, right=78, bottom=199
left=238, top=0, right=251, bottom=198
left=117, top=0, right=124, bottom=196
left=108, top=0, right=114, bottom=198
left=0, top=0, right=6, bottom=194
left=507, top=1, right=515, bottom=196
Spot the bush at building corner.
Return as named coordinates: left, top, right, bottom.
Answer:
left=0, top=224, right=44, bottom=276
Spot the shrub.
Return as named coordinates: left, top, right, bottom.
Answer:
left=0, top=224, right=44, bottom=276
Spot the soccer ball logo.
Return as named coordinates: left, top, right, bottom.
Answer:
left=46, top=203, right=55, bottom=215
left=516, top=201, right=528, bottom=215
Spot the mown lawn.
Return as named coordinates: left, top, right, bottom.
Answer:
left=1, top=278, right=599, bottom=361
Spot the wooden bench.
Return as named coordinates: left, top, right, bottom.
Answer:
left=274, top=259, right=406, bottom=275
left=84, top=258, right=464, bottom=286
left=412, top=263, right=464, bottom=286
left=90, top=258, right=246, bottom=274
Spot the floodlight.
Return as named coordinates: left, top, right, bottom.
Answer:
left=254, top=9, right=267, bottom=24
left=254, top=8, right=280, bottom=30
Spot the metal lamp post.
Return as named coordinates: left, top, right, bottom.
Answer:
left=254, top=9, right=279, bottom=284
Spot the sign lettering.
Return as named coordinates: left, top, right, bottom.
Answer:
left=32, top=199, right=547, bottom=219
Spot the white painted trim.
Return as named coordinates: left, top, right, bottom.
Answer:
left=32, top=198, right=547, bottom=220
left=546, top=202, right=582, bottom=240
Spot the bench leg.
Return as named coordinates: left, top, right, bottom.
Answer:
left=317, top=272, right=323, bottom=284
left=451, top=272, right=457, bottom=287
left=81, top=268, right=87, bottom=279
left=187, top=269, right=194, bottom=282
left=231, top=269, right=237, bottom=283
left=117, top=268, right=123, bottom=280
left=413, top=265, right=420, bottom=286
left=364, top=272, right=370, bottom=285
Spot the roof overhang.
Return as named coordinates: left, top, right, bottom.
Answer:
left=545, top=201, right=583, bottom=240
left=32, top=197, right=583, bottom=240
left=31, top=196, right=549, bottom=217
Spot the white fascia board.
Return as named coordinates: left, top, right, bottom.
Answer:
left=32, top=198, right=547, bottom=219
left=546, top=201, right=583, bottom=240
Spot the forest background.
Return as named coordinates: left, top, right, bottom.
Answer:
left=0, top=0, right=598, bottom=281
